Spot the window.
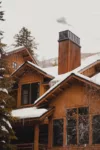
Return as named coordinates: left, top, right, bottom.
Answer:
left=21, top=84, right=30, bottom=105
left=78, top=107, right=89, bottom=144
left=12, top=62, right=17, bottom=69
left=53, top=119, right=63, bottom=146
left=21, top=82, right=40, bottom=105
left=67, top=107, right=89, bottom=145
left=67, top=108, right=77, bottom=145
left=92, top=115, right=100, bottom=144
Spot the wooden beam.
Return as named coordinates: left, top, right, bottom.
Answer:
left=59, top=87, right=64, bottom=92
left=34, top=124, right=39, bottom=150
left=44, top=99, right=48, bottom=102
left=48, top=117, right=52, bottom=149
left=51, top=93, right=56, bottom=98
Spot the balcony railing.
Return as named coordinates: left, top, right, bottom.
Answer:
left=15, top=143, right=48, bottom=150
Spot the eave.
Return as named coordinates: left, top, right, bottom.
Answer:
left=13, top=107, right=54, bottom=126
left=79, top=60, right=100, bottom=74
left=11, top=61, right=54, bottom=80
left=34, top=73, right=100, bottom=107
left=4, top=46, right=38, bottom=65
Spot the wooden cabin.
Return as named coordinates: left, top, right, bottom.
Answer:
left=7, top=31, right=100, bottom=150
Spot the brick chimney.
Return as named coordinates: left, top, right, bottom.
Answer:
left=58, top=30, right=81, bottom=75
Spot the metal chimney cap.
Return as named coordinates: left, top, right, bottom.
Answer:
left=58, top=30, right=80, bottom=46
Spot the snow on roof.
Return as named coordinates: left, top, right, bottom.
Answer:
left=34, top=71, right=100, bottom=104
left=43, top=53, right=100, bottom=78
left=12, top=61, right=54, bottom=78
left=49, top=53, right=100, bottom=83
left=34, top=53, right=100, bottom=104
left=12, top=107, right=47, bottom=119
left=79, top=52, right=100, bottom=71
left=91, top=73, right=100, bottom=85
left=27, top=61, right=52, bottom=75
left=4, top=46, right=24, bottom=54
left=43, top=66, right=58, bottom=76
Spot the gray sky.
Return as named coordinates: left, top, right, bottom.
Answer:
left=2, top=0, right=100, bottom=60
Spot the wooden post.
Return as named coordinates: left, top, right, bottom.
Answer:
left=17, top=84, right=21, bottom=107
left=34, top=124, right=39, bottom=150
left=89, top=114, right=92, bottom=145
left=48, top=116, right=52, bottom=150
left=63, top=117, right=67, bottom=147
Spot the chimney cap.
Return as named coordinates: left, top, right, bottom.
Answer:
left=58, top=30, right=80, bottom=46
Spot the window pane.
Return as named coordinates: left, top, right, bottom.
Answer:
left=92, top=115, right=100, bottom=144
left=79, top=115, right=89, bottom=144
left=67, top=108, right=77, bottom=145
left=21, top=84, right=30, bottom=105
left=31, top=82, right=40, bottom=103
left=23, top=90, right=28, bottom=95
left=53, top=119, right=63, bottom=146
left=23, top=93, right=29, bottom=104
left=78, top=107, right=89, bottom=144
left=78, top=107, right=88, bottom=115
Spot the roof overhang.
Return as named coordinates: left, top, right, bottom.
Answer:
left=79, top=60, right=100, bottom=74
left=4, top=46, right=38, bottom=65
left=34, top=73, right=100, bottom=107
left=13, top=107, right=54, bottom=126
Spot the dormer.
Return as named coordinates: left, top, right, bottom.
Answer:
left=79, top=60, right=100, bottom=77
left=11, top=61, right=53, bottom=108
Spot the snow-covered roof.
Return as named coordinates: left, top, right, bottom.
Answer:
left=34, top=72, right=100, bottom=104
left=12, top=61, right=54, bottom=79
left=43, top=66, right=58, bottom=76
left=91, top=73, right=100, bottom=85
left=47, top=53, right=100, bottom=83
left=4, top=46, right=38, bottom=64
left=43, top=53, right=100, bottom=78
left=34, top=53, right=100, bottom=104
left=4, top=46, right=24, bottom=54
left=12, top=107, right=48, bottom=119
left=28, top=61, right=53, bottom=75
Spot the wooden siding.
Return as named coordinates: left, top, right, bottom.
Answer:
left=48, top=81, right=100, bottom=150
left=5, top=53, right=25, bottom=73
left=58, top=40, right=81, bottom=75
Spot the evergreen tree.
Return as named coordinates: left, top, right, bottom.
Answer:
left=0, top=1, right=4, bottom=37
left=0, top=2, right=16, bottom=150
left=0, top=49, right=16, bottom=150
left=14, top=27, right=37, bottom=55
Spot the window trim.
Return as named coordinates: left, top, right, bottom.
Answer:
left=21, top=82, right=40, bottom=105
left=92, top=114, right=100, bottom=144
left=12, top=62, right=17, bottom=69
left=66, top=106, right=89, bottom=145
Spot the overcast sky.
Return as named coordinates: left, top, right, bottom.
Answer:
left=1, top=0, right=100, bottom=60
